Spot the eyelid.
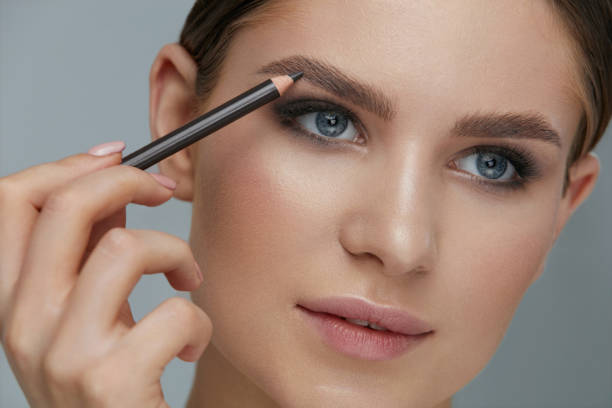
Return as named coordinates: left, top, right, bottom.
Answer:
left=459, top=143, right=542, bottom=179
left=273, top=96, right=370, bottom=140
left=449, top=143, right=542, bottom=193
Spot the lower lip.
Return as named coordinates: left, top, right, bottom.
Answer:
left=297, top=305, right=431, bottom=361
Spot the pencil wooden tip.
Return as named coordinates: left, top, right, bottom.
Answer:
left=270, top=74, right=300, bottom=95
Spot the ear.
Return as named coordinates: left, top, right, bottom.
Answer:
left=528, top=151, right=600, bottom=286
left=149, top=43, right=199, bottom=201
left=552, top=151, right=601, bottom=244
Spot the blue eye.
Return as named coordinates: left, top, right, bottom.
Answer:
left=295, top=111, right=359, bottom=141
left=451, top=145, right=541, bottom=191
left=455, top=151, right=516, bottom=181
left=273, top=99, right=364, bottom=145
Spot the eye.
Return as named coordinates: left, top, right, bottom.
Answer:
left=451, top=145, right=541, bottom=191
left=295, top=111, right=359, bottom=141
left=455, top=151, right=516, bottom=181
left=274, top=99, right=366, bottom=145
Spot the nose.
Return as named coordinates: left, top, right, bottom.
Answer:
left=338, top=150, right=438, bottom=278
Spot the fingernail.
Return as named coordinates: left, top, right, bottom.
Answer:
left=194, top=261, right=203, bottom=282
left=88, top=141, right=126, bottom=156
left=149, top=172, right=177, bottom=190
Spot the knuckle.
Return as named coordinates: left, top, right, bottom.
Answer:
left=1, top=316, right=41, bottom=373
left=109, top=165, right=142, bottom=187
left=169, top=234, right=193, bottom=258
left=164, top=298, right=211, bottom=331
left=164, top=297, right=193, bottom=316
left=150, top=231, right=192, bottom=257
left=79, top=364, right=115, bottom=403
left=2, top=324, right=31, bottom=367
left=99, top=228, right=140, bottom=257
left=163, top=297, right=199, bottom=323
left=43, top=187, right=82, bottom=214
left=42, top=350, right=76, bottom=387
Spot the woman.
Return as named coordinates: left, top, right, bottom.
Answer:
left=1, top=0, right=610, bottom=407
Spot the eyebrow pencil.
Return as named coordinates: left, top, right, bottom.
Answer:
left=121, top=72, right=303, bottom=170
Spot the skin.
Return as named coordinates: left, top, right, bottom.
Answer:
left=0, top=0, right=601, bottom=407
left=159, top=0, right=600, bottom=407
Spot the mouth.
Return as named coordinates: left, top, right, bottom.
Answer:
left=339, top=316, right=392, bottom=331
left=296, top=297, right=433, bottom=361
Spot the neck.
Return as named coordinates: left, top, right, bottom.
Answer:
left=185, top=344, right=453, bottom=408
left=186, top=344, right=278, bottom=408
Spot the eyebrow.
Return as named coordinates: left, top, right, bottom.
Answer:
left=451, top=111, right=562, bottom=149
left=256, top=55, right=396, bottom=121
left=256, top=55, right=562, bottom=149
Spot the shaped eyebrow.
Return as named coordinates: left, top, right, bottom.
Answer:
left=256, top=55, right=562, bottom=149
left=451, top=111, right=562, bottom=148
left=256, top=55, right=396, bottom=121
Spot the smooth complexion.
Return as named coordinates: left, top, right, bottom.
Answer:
left=149, top=0, right=600, bottom=407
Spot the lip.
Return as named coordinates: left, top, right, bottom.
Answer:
left=296, top=296, right=434, bottom=361
left=298, top=296, right=433, bottom=335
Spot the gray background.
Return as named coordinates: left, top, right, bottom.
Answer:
left=1, top=1, right=610, bottom=407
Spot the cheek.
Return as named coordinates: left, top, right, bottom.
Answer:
left=433, top=189, right=559, bottom=384
left=187, top=116, right=356, bottom=399
left=188, top=115, right=338, bottom=337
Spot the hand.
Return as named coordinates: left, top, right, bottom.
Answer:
left=0, top=143, right=212, bottom=407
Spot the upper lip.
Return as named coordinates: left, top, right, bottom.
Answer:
left=298, top=296, right=433, bottom=336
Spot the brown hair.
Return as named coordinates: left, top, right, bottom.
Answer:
left=548, top=0, right=612, bottom=194
left=179, top=0, right=611, bottom=196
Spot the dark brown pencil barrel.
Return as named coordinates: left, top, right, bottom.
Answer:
left=121, top=76, right=294, bottom=170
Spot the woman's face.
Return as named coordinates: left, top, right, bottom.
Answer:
left=180, top=0, right=589, bottom=406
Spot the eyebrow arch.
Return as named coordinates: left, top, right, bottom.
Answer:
left=256, top=54, right=396, bottom=121
left=451, top=111, right=562, bottom=149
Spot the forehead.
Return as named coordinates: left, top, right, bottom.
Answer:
left=225, top=0, right=584, bottom=150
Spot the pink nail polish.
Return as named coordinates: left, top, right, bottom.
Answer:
left=88, top=141, right=126, bottom=156
left=149, top=172, right=177, bottom=190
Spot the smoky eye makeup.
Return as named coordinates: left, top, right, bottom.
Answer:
left=449, top=143, right=543, bottom=193
left=272, top=96, right=545, bottom=193
left=273, top=97, right=368, bottom=147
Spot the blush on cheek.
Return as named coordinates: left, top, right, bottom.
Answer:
left=188, top=118, right=343, bottom=399
left=189, top=116, right=321, bottom=311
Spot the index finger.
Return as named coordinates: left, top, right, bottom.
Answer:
left=15, top=163, right=176, bottom=314
left=0, top=145, right=124, bottom=321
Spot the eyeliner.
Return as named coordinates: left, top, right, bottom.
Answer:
left=121, top=71, right=303, bottom=170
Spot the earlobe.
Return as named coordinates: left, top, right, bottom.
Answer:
left=551, top=151, right=600, bottom=244
left=148, top=43, right=199, bottom=202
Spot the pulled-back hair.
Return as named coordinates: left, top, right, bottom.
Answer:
left=179, top=0, right=611, bottom=196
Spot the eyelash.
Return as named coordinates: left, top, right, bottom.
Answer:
left=274, top=99, right=365, bottom=143
left=273, top=98, right=540, bottom=193
left=452, top=144, right=539, bottom=192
